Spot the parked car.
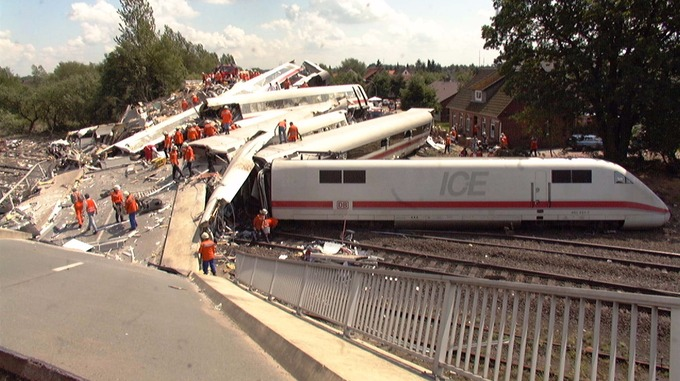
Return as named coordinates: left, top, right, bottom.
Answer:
left=566, top=134, right=603, bottom=151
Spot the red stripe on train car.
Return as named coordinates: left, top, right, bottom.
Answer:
left=351, top=200, right=668, bottom=214
left=272, top=200, right=668, bottom=214
left=368, top=135, right=428, bottom=159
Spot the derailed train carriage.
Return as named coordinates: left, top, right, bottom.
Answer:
left=263, top=158, right=670, bottom=230
left=202, top=108, right=435, bottom=235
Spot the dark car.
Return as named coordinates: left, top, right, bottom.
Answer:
left=567, top=134, right=603, bottom=151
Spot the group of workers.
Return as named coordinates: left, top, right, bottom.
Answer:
left=70, top=184, right=139, bottom=235
left=275, top=119, right=302, bottom=143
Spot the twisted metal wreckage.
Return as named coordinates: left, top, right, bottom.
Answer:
left=0, top=61, right=336, bottom=235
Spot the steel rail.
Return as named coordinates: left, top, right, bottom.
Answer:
left=269, top=232, right=680, bottom=298
left=372, top=230, right=680, bottom=273
left=402, top=228, right=680, bottom=258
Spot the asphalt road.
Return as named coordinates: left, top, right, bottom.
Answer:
left=0, top=239, right=293, bottom=381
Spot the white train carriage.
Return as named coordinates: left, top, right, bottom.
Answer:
left=253, top=108, right=434, bottom=167
left=204, top=84, right=369, bottom=121
left=268, top=158, right=670, bottom=229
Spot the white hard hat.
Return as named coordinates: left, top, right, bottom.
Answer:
left=114, top=185, right=121, bottom=190
left=163, top=131, right=169, bottom=135
left=182, top=142, right=188, bottom=148
left=201, top=232, right=210, bottom=240
left=259, top=209, right=267, bottom=215
left=123, top=191, right=130, bottom=196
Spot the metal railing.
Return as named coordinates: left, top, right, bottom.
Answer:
left=233, top=252, right=680, bottom=381
left=0, top=160, right=55, bottom=215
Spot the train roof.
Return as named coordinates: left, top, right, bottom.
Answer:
left=206, top=84, right=367, bottom=109
left=270, top=157, right=632, bottom=174
left=254, top=108, right=433, bottom=163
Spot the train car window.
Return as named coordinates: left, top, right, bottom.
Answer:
left=319, top=170, right=342, bottom=183
left=614, top=172, right=634, bottom=184
left=551, top=170, right=571, bottom=183
left=552, top=170, right=592, bottom=183
left=571, top=170, right=592, bottom=183
left=343, top=170, right=366, bottom=184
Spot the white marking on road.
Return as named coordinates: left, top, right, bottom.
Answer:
left=52, top=262, right=84, bottom=272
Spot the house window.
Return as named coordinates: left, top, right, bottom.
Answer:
left=465, top=116, right=470, bottom=134
left=482, top=118, right=487, bottom=136
left=490, top=123, right=496, bottom=140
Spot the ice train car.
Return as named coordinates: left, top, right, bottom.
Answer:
left=267, top=158, right=670, bottom=229
left=253, top=108, right=434, bottom=168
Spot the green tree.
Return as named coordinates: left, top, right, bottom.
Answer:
left=482, top=0, right=680, bottom=164
left=220, top=53, right=236, bottom=65
left=338, top=58, right=367, bottom=78
left=0, top=67, right=42, bottom=133
left=399, top=74, right=438, bottom=111
left=100, top=0, right=158, bottom=111
left=389, top=75, right=405, bottom=100
left=370, top=70, right=391, bottom=99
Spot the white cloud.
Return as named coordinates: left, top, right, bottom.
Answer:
left=200, top=0, right=234, bottom=4
left=0, top=30, right=36, bottom=75
left=69, top=0, right=119, bottom=45
left=309, top=0, right=394, bottom=24
left=149, top=0, right=199, bottom=26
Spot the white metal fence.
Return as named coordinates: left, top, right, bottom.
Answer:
left=234, top=252, right=680, bottom=381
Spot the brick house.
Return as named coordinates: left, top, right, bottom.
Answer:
left=447, top=69, right=525, bottom=147
left=430, top=80, right=459, bottom=123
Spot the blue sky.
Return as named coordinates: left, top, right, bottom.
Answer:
left=0, top=0, right=499, bottom=76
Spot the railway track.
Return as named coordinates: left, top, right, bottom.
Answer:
left=236, top=231, right=680, bottom=298
left=372, top=230, right=680, bottom=273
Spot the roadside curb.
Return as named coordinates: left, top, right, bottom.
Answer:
left=0, top=345, right=85, bottom=381
left=191, top=273, right=345, bottom=381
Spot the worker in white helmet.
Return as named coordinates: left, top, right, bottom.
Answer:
left=197, top=231, right=217, bottom=275
left=110, top=184, right=125, bottom=223
left=252, top=209, right=270, bottom=242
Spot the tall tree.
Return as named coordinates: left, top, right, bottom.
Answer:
left=400, top=74, right=438, bottom=111
left=115, top=0, right=156, bottom=48
left=338, top=58, right=367, bottom=78
left=482, top=0, right=680, bottom=163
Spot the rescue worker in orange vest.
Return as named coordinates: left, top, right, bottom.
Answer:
left=84, top=193, right=98, bottom=234
left=163, top=131, right=172, bottom=159
left=110, top=184, right=125, bottom=223
left=252, top=209, right=270, bottom=242
left=70, top=187, right=85, bottom=228
left=203, top=121, right=217, bottom=137
left=220, top=107, right=233, bottom=134
left=173, top=127, right=184, bottom=146
left=124, top=191, right=138, bottom=231
left=276, top=119, right=287, bottom=143
left=287, top=121, right=301, bottom=142
left=198, top=232, right=217, bottom=275
left=186, top=124, right=200, bottom=141
left=191, top=94, right=200, bottom=106
left=444, top=134, right=452, bottom=154
left=182, top=143, right=195, bottom=177
left=500, top=133, right=509, bottom=149
left=169, top=146, right=185, bottom=181
left=180, top=99, right=189, bottom=111
left=530, top=136, right=538, bottom=157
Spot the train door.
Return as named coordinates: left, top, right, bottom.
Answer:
left=533, top=171, right=548, bottom=208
